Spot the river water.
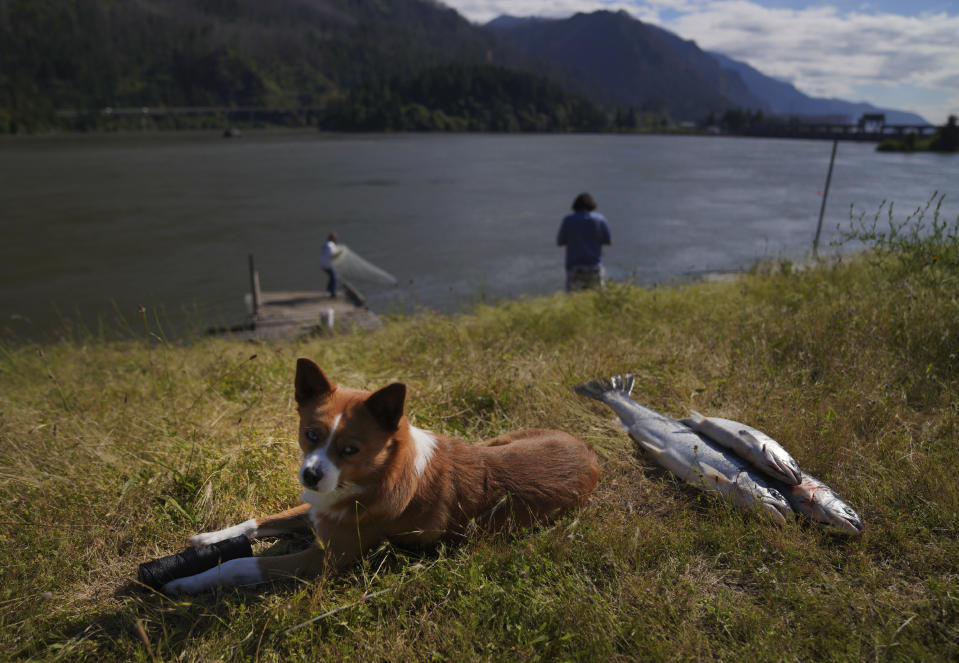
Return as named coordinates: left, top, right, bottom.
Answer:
left=2, top=131, right=957, bottom=340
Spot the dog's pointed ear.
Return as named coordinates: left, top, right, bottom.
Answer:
left=295, top=358, right=336, bottom=405
left=364, top=382, right=406, bottom=431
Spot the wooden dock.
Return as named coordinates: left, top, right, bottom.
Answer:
left=244, top=288, right=381, bottom=340
left=208, top=255, right=382, bottom=341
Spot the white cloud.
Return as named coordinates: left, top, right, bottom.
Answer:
left=663, top=2, right=959, bottom=122
left=441, top=0, right=959, bottom=123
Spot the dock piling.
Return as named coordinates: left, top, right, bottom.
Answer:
left=248, top=254, right=262, bottom=316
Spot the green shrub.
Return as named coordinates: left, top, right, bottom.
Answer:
left=836, top=192, right=959, bottom=286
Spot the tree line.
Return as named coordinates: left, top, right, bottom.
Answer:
left=0, top=0, right=671, bottom=135
left=320, top=65, right=611, bottom=132
left=877, top=115, right=959, bottom=153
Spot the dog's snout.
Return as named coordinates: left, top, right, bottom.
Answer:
left=302, top=465, right=323, bottom=489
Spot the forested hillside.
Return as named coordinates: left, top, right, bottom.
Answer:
left=1, top=0, right=766, bottom=133
left=0, top=0, right=559, bottom=132
left=322, top=63, right=610, bottom=132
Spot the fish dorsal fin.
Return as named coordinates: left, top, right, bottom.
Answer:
left=688, top=409, right=707, bottom=424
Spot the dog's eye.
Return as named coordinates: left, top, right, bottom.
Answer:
left=341, top=445, right=359, bottom=457
left=305, top=430, right=319, bottom=443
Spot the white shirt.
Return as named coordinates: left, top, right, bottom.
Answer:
left=320, top=240, right=338, bottom=269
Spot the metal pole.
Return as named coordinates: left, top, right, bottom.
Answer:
left=813, top=139, right=838, bottom=256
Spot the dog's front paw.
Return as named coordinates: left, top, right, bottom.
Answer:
left=161, top=575, right=203, bottom=595
left=187, top=532, right=225, bottom=547
left=187, top=518, right=258, bottom=547
left=162, top=557, right=263, bottom=594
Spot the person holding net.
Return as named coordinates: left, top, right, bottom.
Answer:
left=320, top=232, right=341, bottom=298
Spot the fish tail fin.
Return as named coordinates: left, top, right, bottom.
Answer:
left=573, top=374, right=635, bottom=402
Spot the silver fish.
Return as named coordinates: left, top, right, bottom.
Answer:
left=678, top=414, right=863, bottom=534
left=680, top=411, right=802, bottom=485
left=775, top=471, right=864, bottom=535
left=574, top=375, right=794, bottom=525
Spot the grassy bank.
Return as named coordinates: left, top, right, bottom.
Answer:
left=2, top=224, right=958, bottom=660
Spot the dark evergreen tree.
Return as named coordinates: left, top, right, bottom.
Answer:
left=930, top=115, right=959, bottom=152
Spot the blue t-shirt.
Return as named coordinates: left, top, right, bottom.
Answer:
left=557, top=211, right=611, bottom=269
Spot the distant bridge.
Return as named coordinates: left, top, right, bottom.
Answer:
left=740, top=123, right=937, bottom=142
left=737, top=113, right=936, bottom=142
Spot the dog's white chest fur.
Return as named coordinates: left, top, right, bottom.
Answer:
left=409, top=425, right=437, bottom=476
left=301, top=484, right=362, bottom=523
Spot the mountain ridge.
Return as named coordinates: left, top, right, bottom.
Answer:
left=487, top=11, right=928, bottom=125
left=485, top=10, right=766, bottom=121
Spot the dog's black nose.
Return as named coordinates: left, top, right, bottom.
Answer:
left=302, top=465, right=323, bottom=489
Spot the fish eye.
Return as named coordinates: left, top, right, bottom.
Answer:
left=341, top=445, right=359, bottom=457
left=305, top=430, right=319, bottom=443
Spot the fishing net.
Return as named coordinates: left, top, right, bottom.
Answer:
left=333, top=244, right=398, bottom=285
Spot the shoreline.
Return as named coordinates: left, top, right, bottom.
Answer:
left=1, top=256, right=826, bottom=347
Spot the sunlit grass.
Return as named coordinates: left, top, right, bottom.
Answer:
left=1, top=210, right=958, bottom=660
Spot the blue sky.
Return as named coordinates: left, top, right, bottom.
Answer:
left=441, top=0, right=959, bottom=123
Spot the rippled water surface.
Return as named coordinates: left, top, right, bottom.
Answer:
left=2, top=131, right=957, bottom=338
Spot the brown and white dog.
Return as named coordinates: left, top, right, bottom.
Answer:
left=162, top=358, right=600, bottom=593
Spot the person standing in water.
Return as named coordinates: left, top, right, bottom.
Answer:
left=320, top=232, right=341, bottom=298
left=556, top=193, right=611, bottom=291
